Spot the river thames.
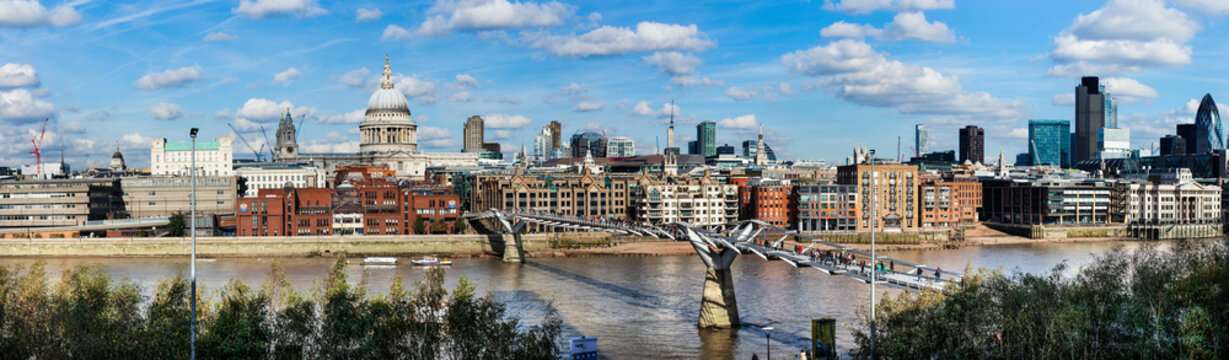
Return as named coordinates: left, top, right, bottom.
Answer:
left=0, top=240, right=1176, bottom=359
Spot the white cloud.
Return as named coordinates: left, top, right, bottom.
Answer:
left=631, top=101, right=680, bottom=119
left=355, top=8, right=383, bottom=22
left=88, top=110, right=111, bottom=122
left=1007, top=128, right=1028, bottom=139
left=717, top=114, right=757, bottom=129
left=204, top=32, right=239, bottom=42
left=323, top=109, right=364, bottom=124
left=573, top=101, right=604, bottom=112
left=31, top=87, right=50, bottom=97
left=301, top=131, right=359, bottom=153
left=820, top=12, right=954, bottom=43
left=450, top=73, right=478, bottom=89
left=1102, top=77, right=1158, bottom=103
left=1052, top=93, right=1074, bottom=106
left=725, top=86, right=754, bottom=101
left=272, top=67, right=301, bottom=84
left=1173, top=0, right=1229, bottom=15
left=1047, top=0, right=1198, bottom=76
left=236, top=98, right=318, bottom=123
left=213, top=109, right=232, bottom=119
left=61, top=120, right=84, bottom=133
left=483, top=113, right=531, bottom=129
left=491, top=129, right=513, bottom=140
left=149, top=103, right=184, bottom=120
left=418, top=126, right=457, bottom=148
left=670, top=75, right=723, bottom=87
left=134, top=66, right=203, bottom=90
left=0, top=63, right=39, bottom=88
left=0, top=89, right=54, bottom=123
left=393, top=74, right=438, bottom=102
left=122, top=133, right=155, bottom=149
left=643, top=51, right=701, bottom=75
left=531, top=21, right=715, bottom=57
left=416, top=0, right=573, bottom=36
left=233, top=0, right=326, bottom=19
left=338, top=68, right=369, bottom=87
left=0, top=0, right=82, bottom=27
left=382, top=24, right=412, bottom=41
left=823, top=0, right=954, bottom=14
left=450, top=91, right=475, bottom=102
left=558, top=82, right=588, bottom=95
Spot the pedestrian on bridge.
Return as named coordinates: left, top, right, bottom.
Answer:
left=935, top=267, right=942, bottom=281
left=916, top=268, right=923, bottom=282
left=890, top=260, right=895, bottom=274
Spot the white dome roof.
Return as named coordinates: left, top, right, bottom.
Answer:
left=367, top=88, right=409, bottom=114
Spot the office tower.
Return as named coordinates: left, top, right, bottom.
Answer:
left=1160, top=135, right=1187, bottom=156
left=548, top=121, right=562, bottom=150
left=463, top=116, right=484, bottom=152
left=570, top=131, right=608, bottom=158
left=1176, top=124, right=1198, bottom=154
left=533, top=126, right=552, bottom=163
left=958, top=125, right=985, bottom=164
left=1096, top=128, right=1130, bottom=159
left=687, top=141, right=698, bottom=155
left=915, top=124, right=929, bottom=157
left=608, top=137, right=635, bottom=157
left=1194, top=93, right=1223, bottom=154
left=1028, top=119, right=1070, bottom=167
left=1075, top=76, right=1106, bottom=163
left=696, top=121, right=717, bottom=157
left=716, top=144, right=735, bottom=155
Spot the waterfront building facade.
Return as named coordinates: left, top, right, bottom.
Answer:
left=121, top=177, right=237, bottom=219
left=469, top=169, right=645, bottom=220
left=836, top=162, right=918, bottom=232
left=0, top=179, right=123, bottom=229
left=918, top=177, right=981, bottom=229
left=982, top=179, right=1114, bottom=226
left=1118, top=182, right=1221, bottom=225
left=796, top=183, right=857, bottom=232
left=235, top=164, right=327, bottom=197
left=151, top=136, right=233, bottom=177
left=635, top=174, right=738, bottom=227
left=737, top=178, right=796, bottom=229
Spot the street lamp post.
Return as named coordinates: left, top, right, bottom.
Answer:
left=189, top=127, right=198, bottom=360
left=763, top=326, right=774, bottom=360
left=868, top=148, right=877, bottom=359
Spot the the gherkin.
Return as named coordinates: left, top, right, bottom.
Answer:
left=1195, top=93, right=1223, bottom=153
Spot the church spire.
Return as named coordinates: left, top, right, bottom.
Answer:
left=381, top=53, right=394, bottom=89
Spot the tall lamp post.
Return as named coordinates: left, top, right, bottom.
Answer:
left=189, top=127, right=198, bottom=360
left=763, top=326, right=774, bottom=360
left=868, top=148, right=877, bottom=359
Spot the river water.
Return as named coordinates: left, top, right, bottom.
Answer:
left=0, top=240, right=1177, bottom=359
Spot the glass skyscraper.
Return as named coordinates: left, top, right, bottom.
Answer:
left=1195, top=93, right=1223, bottom=154
left=915, top=124, right=929, bottom=156
left=1028, top=119, right=1070, bottom=167
left=696, top=121, right=717, bottom=157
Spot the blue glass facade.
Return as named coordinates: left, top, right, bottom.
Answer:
left=1029, top=119, right=1071, bottom=167
left=1195, top=93, right=1223, bottom=154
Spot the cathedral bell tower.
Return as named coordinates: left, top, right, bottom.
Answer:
left=275, top=108, right=298, bottom=161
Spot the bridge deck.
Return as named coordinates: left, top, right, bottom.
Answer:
left=738, top=243, right=949, bottom=291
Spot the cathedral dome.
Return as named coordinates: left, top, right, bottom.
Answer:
left=366, top=55, right=410, bottom=116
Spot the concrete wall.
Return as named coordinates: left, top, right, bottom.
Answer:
left=0, top=232, right=635, bottom=257
left=984, top=222, right=1127, bottom=239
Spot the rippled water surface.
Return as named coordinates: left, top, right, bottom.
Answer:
left=0, top=240, right=1179, bottom=359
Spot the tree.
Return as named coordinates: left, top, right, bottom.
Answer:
left=430, top=221, right=447, bottom=234
left=413, top=215, right=426, bottom=234
left=166, top=213, right=185, bottom=237
left=453, top=218, right=467, bottom=234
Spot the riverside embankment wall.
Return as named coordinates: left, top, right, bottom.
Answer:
left=0, top=232, right=652, bottom=257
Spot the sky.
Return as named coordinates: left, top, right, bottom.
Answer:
left=1, top=0, right=1229, bottom=169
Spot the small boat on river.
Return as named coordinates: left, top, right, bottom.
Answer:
left=411, top=256, right=452, bottom=266
left=363, top=257, right=398, bottom=265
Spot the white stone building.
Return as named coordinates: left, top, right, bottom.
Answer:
left=634, top=173, right=738, bottom=227
left=1121, top=181, right=1221, bottom=224
left=151, top=136, right=234, bottom=177
left=234, top=164, right=327, bottom=197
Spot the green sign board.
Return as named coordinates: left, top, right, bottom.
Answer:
left=812, top=318, right=836, bottom=360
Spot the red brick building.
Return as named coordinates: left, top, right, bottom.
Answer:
left=235, top=176, right=462, bottom=237
left=917, top=176, right=982, bottom=229
left=737, top=178, right=797, bottom=229
left=237, top=189, right=287, bottom=237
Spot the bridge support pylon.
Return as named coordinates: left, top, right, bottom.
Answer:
left=502, top=233, right=523, bottom=263
left=686, top=228, right=740, bottom=328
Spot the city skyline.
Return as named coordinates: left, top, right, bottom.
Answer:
left=2, top=0, right=1229, bottom=169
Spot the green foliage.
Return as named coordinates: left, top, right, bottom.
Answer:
left=167, top=213, right=186, bottom=237
left=430, top=221, right=448, bottom=235
left=853, top=241, right=1229, bottom=359
left=0, top=258, right=562, bottom=359
left=413, top=215, right=426, bottom=234
left=453, top=218, right=467, bottom=234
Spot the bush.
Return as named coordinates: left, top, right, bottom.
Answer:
left=0, top=256, right=562, bottom=359
left=851, top=240, right=1229, bottom=359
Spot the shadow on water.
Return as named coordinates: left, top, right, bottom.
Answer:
left=523, top=261, right=664, bottom=310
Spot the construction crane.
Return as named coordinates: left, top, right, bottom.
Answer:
left=259, top=125, right=275, bottom=160
left=29, top=118, right=48, bottom=178
left=227, top=123, right=265, bottom=162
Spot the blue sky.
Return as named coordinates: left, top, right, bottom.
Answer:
left=1, top=0, right=1228, bottom=169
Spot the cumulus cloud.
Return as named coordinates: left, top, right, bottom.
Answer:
left=149, top=103, right=184, bottom=120
left=355, top=8, right=382, bottom=22
left=0, top=0, right=82, bottom=27
left=338, top=68, right=369, bottom=87
left=491, top=129, right=513, bottom=140
left=725, top=86, right=754, bottom=101
left=418, top=126, right=458, bottom=148
left=134, top=66, right=203, bottom=90
left=61, top=120, right=84, bottom=133
left=393, top=74, right=438, bottom=103
left=1046, top=0, right=1198, bottom=76
left=0, top=89, right=55, bottom=123
left=301, top=131, right=359, bottom=153
left=530, top=21, right=715, bottom=57
left=0, top=63, right=39, bottom=88
left=483, top=113, right=531, bottom=129
left=272, top=67, right=302, bottom=84
left=382, top=24, right=412, bottom=41
left=820, top=12, right=955, bottom=43
left=1102, top=77, right=1159, bottom=103
left=450, top=74, right=478, bottom=89
left=233, top=0, right=326, bottom=19
left=416, top=0, right=572, bottom=36
left=558, top=82, right=588, bottom=95
left=631, top=101, right=681, bottom=119
left=1173, top=0, right=1229, bottom=15
left=823, top=0, right=954, bottom=14
left=122, top=133, right=155, bottom=149
left=717, top=114, right=757, bottom=129
left=573, top=101, right=604, bottom=112
left=235, top=98, right=318, bottom=124
left=450, top=91, right=474, bottom=102
left=1052, top=93, right=1074, bottom=106
left=643, top=51, right=701, bottom=75
left=323, top=109, right=364, bottom=124
left=204, top=32, right=238, bottom=42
